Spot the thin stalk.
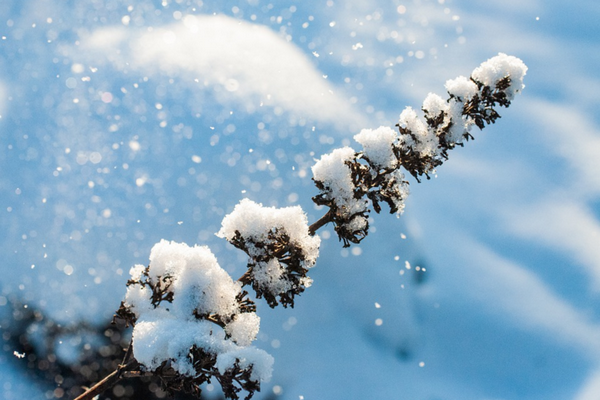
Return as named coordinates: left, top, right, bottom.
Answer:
left=74, top=357, right=139, bottom=400
left=308, top=209, right=333, bottom=236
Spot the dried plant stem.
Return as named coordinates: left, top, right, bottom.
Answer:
left=74, top=357, right=139, bottom=400
left=308, top=209, right=334, bottom=236
left=78, top=207, right=337, bottom=400
left=74, top=338, right=141, bottom=400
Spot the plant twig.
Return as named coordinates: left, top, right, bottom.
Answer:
left=120, top=337, right=134, bottom=368
left=308, top=209, right=333, bottom=236
left=74, top=357, right=139, bottom=400
left=237, top=269, right=251, bottom=284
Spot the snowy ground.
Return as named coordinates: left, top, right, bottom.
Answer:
left=1, top=0, right=599, bottom=399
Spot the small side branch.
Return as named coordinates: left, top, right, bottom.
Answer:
left=308, top=210, right=333, bottom=236
left=237, top=269, right=251, bottom=284
left=74, top=357, right=139, bottom=400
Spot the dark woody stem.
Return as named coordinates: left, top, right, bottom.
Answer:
left=308, top=209, right=334, bottom=236
left=74, top=352, right=139, bottom=400
left=237, top=269, right=252, bottom=284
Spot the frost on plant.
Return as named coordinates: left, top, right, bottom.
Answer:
left=398, top=52, right=527, bottom=179
left=218, top=199, right=321, bottom=308
left=312, top=132, right=410, bottom=247
left=114, top=240, right=273, bottom=400
left=312, top=53, right=527, bottom=246
left=78, top=53, right=527, bottom=400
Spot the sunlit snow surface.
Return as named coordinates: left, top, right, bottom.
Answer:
left=1, top=0, right=600, bottom=399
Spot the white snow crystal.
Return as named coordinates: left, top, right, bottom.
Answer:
left=218, top=198, right=320, bottom=267
left=129, top=264, right=146, bottom=280
left=127, top=240, right=243, bottom=319
left=471, top=53, right=527, bottom=100
left=446, top=99, right=473, bottom=144
left=125, top=240, right=272, bottom=382
left=311, top=146, right=370, bottom=229
left=422, top=93, right=449, bottom=118
left=444, top=76, right=478, bottom=101
left=385, top=170, right=410, bottom=215
left=397, top=107, right=439, bottom=158
left=170, top=245, right=242, bottom=319
left=13, top=351, right=25, bottom=359
left=345, top=214, right=368, bottom=232
left=124, top=275, right=153, bottom=317
left=422, top=93, right=454, bottom=141
left=147, top=239, right=190, bottom=279
left=311, top=146, right=357, bottom=207
left=216, top=347, right=274, bottom=382
left=252, top=259, right=293, bottom=296
left=217, top=199, right=320, bottom=304
left=133, top=315, right=233, bottom=375
left=353, top=126, right=399, bottom=170
left=225, top=312, right=261, bottom=347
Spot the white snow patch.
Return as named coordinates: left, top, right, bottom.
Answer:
left=506, top=200, right=600, bottom=292
left=311, top=146, right=358, bottom=207
left=126, top=240, right=272, bottom=380
left=574, top=368, right=600, bottom=400
left=354, top=126, right=399, bottom=170
left=448, top=236, right=600, bottom=354
left=74, top=15, right=365, bottom=128
left=524, top=99, right=600, bottom=197
left=218, top=199, right=320, bottom=267
left=225, top=312, right=261, bottom=347
left=471, top=53, right=527, bottom=100
left=397, top=107, right=438, bottom=158
left=444, top=76, right=478, bottom=100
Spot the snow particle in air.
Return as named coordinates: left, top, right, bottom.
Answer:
left=65, top=77, right=77, bottom=89
left=101, top=92, right=113, bottom=103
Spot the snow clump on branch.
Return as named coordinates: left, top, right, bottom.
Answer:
left=100, top=52, right=527, bottom=400
left=218, top=198, right=321, bottom=308
left=115, top=240, right=272, bottom=399
left=312, top=53, right=526, bottom=246
left=311, top=124, right=411, bottom=247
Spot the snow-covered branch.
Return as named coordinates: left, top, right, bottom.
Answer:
left=113, top=240, right=272, bottom=400
left=77, top=53, right=527, bottom=400
left=312, top=53, right=527, bottom=246
left=218, top=199, right=320, bottom=308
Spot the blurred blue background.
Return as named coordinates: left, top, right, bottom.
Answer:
left=1, top=0, right=599, bottom=399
